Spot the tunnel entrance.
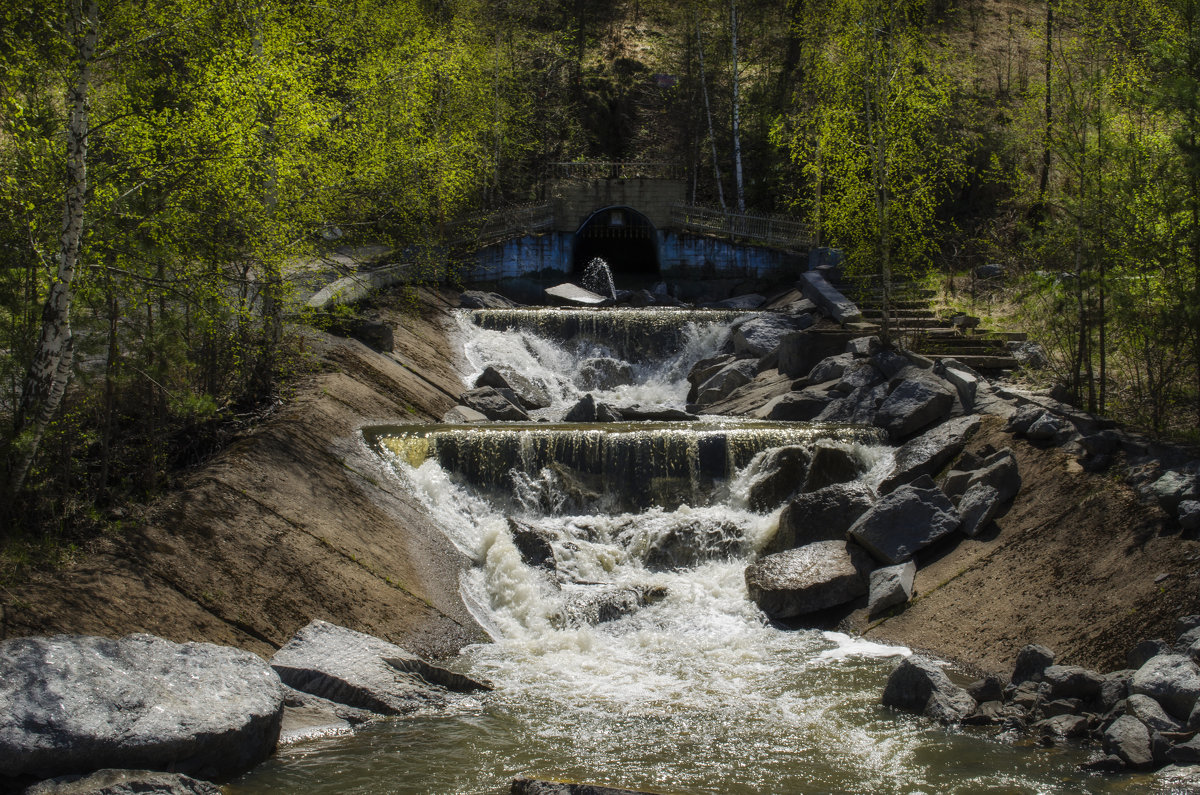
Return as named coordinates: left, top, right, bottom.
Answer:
left=572, top=206, right=660, bottom=282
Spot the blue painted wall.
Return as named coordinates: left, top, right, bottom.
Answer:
left=471, top=232, right=804, bottom=289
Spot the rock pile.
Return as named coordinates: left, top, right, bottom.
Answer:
left=882, top=617, right=1200, bottom=782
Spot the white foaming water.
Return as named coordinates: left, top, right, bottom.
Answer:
left=453, top=310, right=731, bottom=413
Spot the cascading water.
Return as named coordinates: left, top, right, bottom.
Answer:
left=233, top=307, right=1107, bottom=794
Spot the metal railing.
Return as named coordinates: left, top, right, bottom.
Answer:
left=670, top=203, right=813, bottom=249
left=445, top=202, right=555, bottom=247
left=549, top=161, right=685, bottom=180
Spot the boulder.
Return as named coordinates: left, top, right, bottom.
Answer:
left=1167, top=737, right=1200, bottom=765
left=576, top=358, right=634, bottom=391
left=21, top=770, right=221, bottom=795
left=1132, top=654, right=1200, bottom=720
left=878, top=415, right=982, bottom=494
left=563, top=394, right=621, bottom=423
left=1033, top=714, right=1089, bottom=739
left=551, top=585, right=668, bottom=628
left=442, top=405, right=489, bottom=423
left=846, top=336, right=880, bottom=357
left=799, top=271, right=862, bottom=323
left=867, top=561, right=917, bottom=616
left=1150, top=468, right=1200, bottom=515
left=1040, top=665, right=1103, bottom=701
left=278, top=685, right=377, bottom=744
left=1011, top=644, right=1055, bottom=685
left=802, top=444, right=864, bottom=492
left=753, top=386, right=837, bottom=421
left=835, top=360, right=885, bottom=393
left=767, top=482, right=874, bottom=555
left=1127, top=693, right=1185, bottom=734
left=1025, top=411, right=1071, bottom=441
left=776, top=330, right=858, bottom=378
left=1179, top=615, right=1200, bottom=637
left=944, top=448, right=1020, bottom=506
left=459, top=290, right=518, bottom=309
left=270, top=620, right=488, bottom=718
left=474, top=366, right=551, bottom=410
left=937, top=364, right=980, bottom=411
left=1008, top=341, right=1049, bottom=369
left=882, top=656, right=976, bottom=724
left=746, top=446, right=812, bottom=511
left=687, top=355, right=737, bottom=396
left=957, top=483, right=1002, bottom=538
left=847, top=475, right=960, bottom=565
left=733, top=315, right=809, bottom=358
left=695, top=360, right=759, bottom=406
left=0, top=634, right=284, bottom=781
left=1104, top=714, right=1155, bottom=769
left=694, top=370, right=793, bottom=417
left=460, top=387, right=529, bottom=421
left=873, top=373, right=956, bottom=442
left=744, top=541, right=871, bottom=619
left=807, top=353, right=855, bottom=385
left=967, top=675, right=1005, bottom=704
left=1100, top=670, right=1135, bottom=713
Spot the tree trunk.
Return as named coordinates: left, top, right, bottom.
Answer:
left=8, top=0, right=97, bottom=497
left=696, top=20, right=726, bottom=211
left=730, top=0, right=746, bottom=213
left=1037, top=1, right=1053, bottom=213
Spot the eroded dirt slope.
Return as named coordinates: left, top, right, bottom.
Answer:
left=850, top=416, right=1200, bottom=676
left=0, top=288, right=484, bottom=660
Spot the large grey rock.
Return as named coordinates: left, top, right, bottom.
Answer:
left=753, top=385, right=837, bottom=421
left=508, top=518, right=559, bottom=570
left=1150, top=468, right=1200, bottom=514
left=746, top=446, right=811, bottom=511
left=1132, top=653, right=1200, bottom=720
left=270, top=620, right=488, bottom=717
left=1101, top=670, right=1135, bottom=712
left=802, top=443, right=864, bottom=492
left=944, top=448, right=1021, bottom=506
left=874, top=373, right=956, bottom=441
left=695, top=359, right=759, bottom=405
left=868, top=561, right=917, bottom=616
left=745, top=541, right=871, bottom=619
left=1180, top=500, right=1200, bottom=531
left=460, top=386, right=529, bottom=421
left=616, top=405, right=697, bottom=422
left=835, top=360, right=885, bottom=393
left=767, top=482, right=874, bottom=555
left=776, top=330, right=857, bottom=378
left=695, top=370, right=793, bottom=417
left=562, top=393, right=621, bottom=423
left=1129, top=639, right=1172, bottom=670
left=1104, top=714, right=1155, bottom=769
left=879, top=415, right=982, bottom=494
left=957, top=483, right=1002, bottom=537
left=1127, top=693, right=1185, bottom=734
left=687, top=355, right=737, bottom=396
left=733, top=315, right=807, bottom=358
left=576, top=357, right=633, bottom=391
left=1011, top=644, right=1055, bottom=685
left=847, top=475, right=960, bottom=565
left=474, top=366, right=551, bottom=410
left=0, top=634, right=284, bottom=781
left=799, top=271, right=862, bottom=323
left=882, top=656, right=976, bottom=724
left=807, top=353, right=855, bottom=385
left=1040, top=665, right=1103, bottom=701
left=21, top=770, right=221, bottom=795
left=278, top=685, right=377, bottom=744
left=640, top=520, right=745, bottom=571
left=936, top=362, right=980, bottom=411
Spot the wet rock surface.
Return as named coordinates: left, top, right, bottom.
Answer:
left=21, top=770, right=222, bottom=795
left=744, top=541, right=871, bottom=620
left=0, top=634, right=284, bottom=782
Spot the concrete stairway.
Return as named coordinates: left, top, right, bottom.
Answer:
left=838, top=278, right=1021, bottom=371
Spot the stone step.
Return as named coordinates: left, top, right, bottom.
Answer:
left=861, top=308, right=939, bottom=320
left=917, top=337, right=1009, bottom=350
left=927, top=353, right=1018, bottom=370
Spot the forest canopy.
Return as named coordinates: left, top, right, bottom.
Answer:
left=2, top=0, right=1200, bottom=537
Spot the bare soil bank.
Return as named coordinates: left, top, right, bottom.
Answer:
left=850, top=416, right=1200, bottom=676
left=3, top=291, right=1197, bottom=678
left=1, top=288, right=485, bottom=660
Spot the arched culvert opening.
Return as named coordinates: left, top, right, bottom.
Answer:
left=572, top=206, right=660, bottom=282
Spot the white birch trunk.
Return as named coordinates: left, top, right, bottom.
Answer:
left=731, top=1, right=746, bottom=213
left=696, top=21, right=726, bottom=211
left=10, top=0, right=97, bottom=495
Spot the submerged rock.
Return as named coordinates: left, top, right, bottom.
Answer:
left=270, top=620, right=488, bottom=717
left=744, top=540, right=871, bottom=619
left=576, top=357, right=634, bottom=391
left=474, top=366, right=551, bottom=410
left=640, top=520, right=745, bottom=571
left=550, top=585, right=669, bottom=628
left=0, top=634, right=284, bottom=781
left=802, top=444, right=864, bottom=492
left=512, top=778, right=663, bottom=795
left=746, top=446, right=812, bottom=511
